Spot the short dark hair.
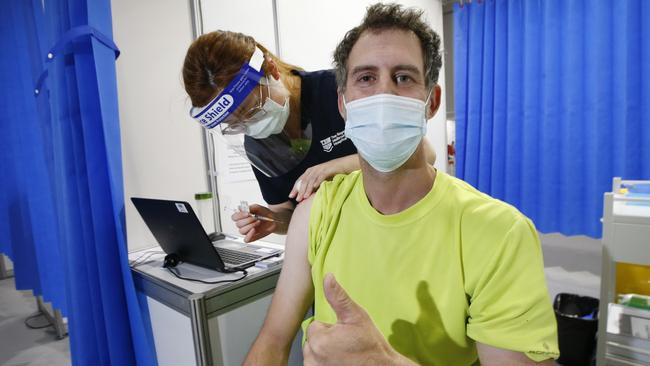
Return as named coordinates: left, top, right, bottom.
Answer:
left=333, top=2, right=442, bottom=91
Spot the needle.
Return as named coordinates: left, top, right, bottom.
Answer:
left=251, top=213, right=285, bottom=224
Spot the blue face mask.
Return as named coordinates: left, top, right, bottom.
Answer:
left=343, top=93, right=429, bottom=172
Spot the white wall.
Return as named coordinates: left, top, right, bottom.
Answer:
left=200, top=1, right=278, bottom=53
left=443, top=5, right=455, bottom=120
left=112, top=0, right=208, bottom=251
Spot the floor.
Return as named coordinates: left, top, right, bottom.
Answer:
left=0, top=233, right=602, bottom=365
left=540, top=233, right=602, bottom=301
left=0, top=277, right=71, bottom=366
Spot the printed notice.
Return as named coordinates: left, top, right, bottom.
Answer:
left=214, top=134, right=256, bottom=183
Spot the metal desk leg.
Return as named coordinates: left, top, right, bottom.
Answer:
left=596, top=246, right=616, bottom=366
left=189, top=293, right=217, bottom=366
left=0, top=254, right=14, bottom=279
left=36, top=296, right=68, bottom=340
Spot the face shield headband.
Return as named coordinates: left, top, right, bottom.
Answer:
left=189, top=47, right=265, bottom=129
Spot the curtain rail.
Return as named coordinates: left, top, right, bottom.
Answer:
left=443, top=0, right=483, bottom=7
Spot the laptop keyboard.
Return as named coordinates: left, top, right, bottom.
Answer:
left=216, top=247, right=262, bottom=265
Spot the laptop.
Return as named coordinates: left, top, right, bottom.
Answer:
left=131, top=197, right=283, bottom=272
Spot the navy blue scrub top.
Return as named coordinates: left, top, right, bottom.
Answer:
left=250, top=69, right=357, bottom=205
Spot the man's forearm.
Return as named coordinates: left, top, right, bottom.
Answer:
left=477, top=342, right=556, bottom=366
left=244, top=331, right=291, bottom=366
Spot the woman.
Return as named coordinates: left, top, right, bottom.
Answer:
left=183, top=31, right=436, bottom=242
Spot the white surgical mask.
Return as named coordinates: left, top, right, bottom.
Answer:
left=344, top=93, right=429, bottom=172
left=245, top=96, right=290, bottom=139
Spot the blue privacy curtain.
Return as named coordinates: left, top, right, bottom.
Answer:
left=0, top=0, right=156, bottom=364
left=454, top=0, right=650, bottom=238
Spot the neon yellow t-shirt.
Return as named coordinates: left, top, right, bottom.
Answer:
left=303, top=170, right=559, bottom=365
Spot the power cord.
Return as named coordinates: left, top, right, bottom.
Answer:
left=166, top=265, right=248, bottom=285
left=24, top=311, right=53, bottom=330
left=129, top=250, right=165, bottom=268
left=131, top=252, right=248, bottom=285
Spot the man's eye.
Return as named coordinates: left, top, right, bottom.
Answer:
left=395, top=74, right=413, bottom=84
left=357, top=75, right=375, bottom=83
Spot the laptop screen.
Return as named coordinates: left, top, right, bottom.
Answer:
left=131, top=197, right=227, bottom=271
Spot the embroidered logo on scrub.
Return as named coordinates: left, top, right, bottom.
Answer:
left=320, top=131, right=348, bottom=153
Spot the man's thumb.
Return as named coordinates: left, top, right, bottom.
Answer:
left=323, top=273, right=363, bottom=324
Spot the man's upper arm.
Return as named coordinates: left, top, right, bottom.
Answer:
left=465, top=216, right=559, bottom=361
left=476, top=343, right=555, bottom=366
left=256, top=197, right=314, bottom=346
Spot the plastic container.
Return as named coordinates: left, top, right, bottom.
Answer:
left=618, top=293, right=650, bottom=311
left=629, top=183, right=650, bottom=194
left=554, top=293, right=599, bottom=366
left=623, top=183, right=650, bottom=206
left=616, top=262, right=650, bottom=297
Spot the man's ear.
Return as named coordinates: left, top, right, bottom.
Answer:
left=426, top=84, right=442, bottom=120
left=337, top=90, right=347, bottom=120
left=264, top=55, right=281, bottom=80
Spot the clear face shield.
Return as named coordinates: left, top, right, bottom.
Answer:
left=189, top=47, right=312, bottom=178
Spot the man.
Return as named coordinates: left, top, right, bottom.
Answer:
left=245, top=3, right=559, bottom=365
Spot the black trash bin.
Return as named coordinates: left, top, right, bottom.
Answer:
left=553, top=293, right=599, bottom=366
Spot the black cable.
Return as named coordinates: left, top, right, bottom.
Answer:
left=166, top=266, right=248, bottom=284
left=24, top=311, right=53, bottom=330
left=132, top=251, right=248, bottom=284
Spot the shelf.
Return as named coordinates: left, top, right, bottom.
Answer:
left=605, top=353, right=650, bottom=366
left=607, top=303, right=650, bottom=339
left=604, top=192, right=650, bottom=266
left=613, top=199, right=650, bottom=224
left=598, top=178, right=650, bottom=366
left=606, top=305, right=650, bottom=365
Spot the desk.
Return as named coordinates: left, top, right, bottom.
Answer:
left=129, top=239, right=304, bottom=366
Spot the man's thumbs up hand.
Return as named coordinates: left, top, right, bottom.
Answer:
left=323, top=272, right=365, bottom=325
left=303, top=274, right=413, bottom=366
